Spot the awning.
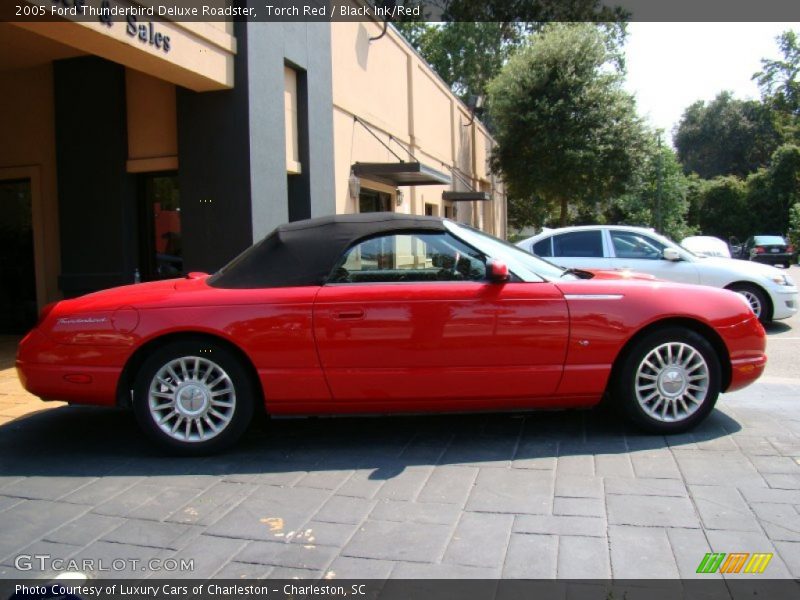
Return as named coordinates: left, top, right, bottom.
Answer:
left=442, top=191, right=491, bottom=202
left=352, top=162, right=452, bottom=187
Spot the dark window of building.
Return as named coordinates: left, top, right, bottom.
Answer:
left=532, top=237, right=553, bottom=257
left=286, top=65, right=310, bottom=222
left=139, top=173, right=182, bottom=280
left=425, top=203, right=437, bottom=216
left=359, top=188, right=392, bottom=213
left=552, top=230, right=604, bottom=258
left=0, top=179, right=36, bottom=333
left=444, top=205, right=455, bottom=219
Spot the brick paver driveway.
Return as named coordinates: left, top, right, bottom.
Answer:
left=1, top=275, right=799, bottom=580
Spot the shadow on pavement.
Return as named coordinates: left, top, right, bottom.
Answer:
left=764, top=320, right=792, bottom=335
left=0, top=403, right=742, bottom=480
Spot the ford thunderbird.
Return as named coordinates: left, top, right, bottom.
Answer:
left=16, top=214, right=767, bottom=454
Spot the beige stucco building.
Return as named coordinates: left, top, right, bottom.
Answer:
left=0, top=7, right=505, bottom=335
left=330, top=21, right=506, bottom=237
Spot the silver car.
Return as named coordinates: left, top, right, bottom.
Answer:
left=518, top=225, right=798, bottom=323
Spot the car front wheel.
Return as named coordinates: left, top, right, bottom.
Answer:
left=133, top=340, right=255, bottom=455
left=727, top=283, right=770, bottom=323
left=612, top=328, right=721, bottom=434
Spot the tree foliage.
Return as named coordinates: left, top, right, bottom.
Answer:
left=605, top=137, right=694, bottom=241
left=393, top=19, right=626, bottom=106
left=393, top=22, right=515, bottom=103
left=788, top=202, right=800, bottom=250
left=685, top=176, right=749, bottom=241
left=753, top=30, right=800, bottom=117
left=674, top=92, right=781, bottom=179
left=747, top=144, right=800, bottom=234
left=683, top=144, right=800, bottom=241
left=487, top=23, right=647, bottom=226
left=675, top=31, right=800, bottom=242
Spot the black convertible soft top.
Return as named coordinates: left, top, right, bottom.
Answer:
left=208, top=213, right=448, bottom=288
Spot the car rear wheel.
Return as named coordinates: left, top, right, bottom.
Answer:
left=727, top=283, right=770, bottom=323
left=612, top=328, right=721, bottom=434
left=132, top=340, right=254, bottom=455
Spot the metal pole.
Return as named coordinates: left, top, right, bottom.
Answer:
left=655, top=130, right=663, bottom=232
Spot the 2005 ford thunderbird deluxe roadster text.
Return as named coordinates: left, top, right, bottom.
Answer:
left=17, top=214, right=766, bottom=454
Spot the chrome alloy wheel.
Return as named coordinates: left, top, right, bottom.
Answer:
left=634, top=342, right=709, bottom=423
left=148, top=356, right=236, bottom=443
left=736, top=289, right=762, bottom=318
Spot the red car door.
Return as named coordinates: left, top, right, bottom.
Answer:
left=312, top=231, right=569, bottom=411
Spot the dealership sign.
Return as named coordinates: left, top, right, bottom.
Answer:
left=48, top=0, right=172, bottom=52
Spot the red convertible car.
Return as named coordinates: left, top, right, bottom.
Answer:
left=17, top=214, right=766, bottom=454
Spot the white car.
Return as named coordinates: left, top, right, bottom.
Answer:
left=681, top=235, right=732, bottom=258
left=517, top=225, right=798, bottom=323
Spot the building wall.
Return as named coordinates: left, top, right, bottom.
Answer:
left=0, top=65, right=61, bottom=306
left=330, top=19, right=506, bottom=238
left=53, top=57, right=139, bottom=295
left=126, top=69, right=179, bottom=173
left=245, top=21, right=335, bottom=239
left=178, top=19, right=335, bottom=275
left=13, top=18, right=236, bottom=91
left=2, top=13, right=504, bottom=319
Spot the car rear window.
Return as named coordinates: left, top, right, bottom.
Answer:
left=532, top=238, right=553, bottom=257
left=753, top=236, right=786, bottom=245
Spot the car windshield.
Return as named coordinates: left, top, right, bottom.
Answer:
left=641, top=230, right=699, bottom=260
left=754, top=236, right=786, bottom=245
left=444, top=221, right=575, bottom=281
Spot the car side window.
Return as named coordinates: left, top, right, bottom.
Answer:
left=610, top=231, right=665, bottom=259
left=328, top=232, right=487, bottom=284
left=532, top=237, right=553, bottom=257
left=552, top=231, right=604, bottom=258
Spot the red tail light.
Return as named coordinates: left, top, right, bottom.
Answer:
left=788, top=245, right=795, bottom=253
left=754, top=246, right=765, bottom=254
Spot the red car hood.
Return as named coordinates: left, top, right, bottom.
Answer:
left=53, top=274, right=211, bottom=313
left=584, top=269, right=657, bottom=281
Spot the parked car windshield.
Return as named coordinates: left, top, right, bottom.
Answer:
left=635, top=229, right=698, bottom=261
left=445, top=221, right=574, bottom=281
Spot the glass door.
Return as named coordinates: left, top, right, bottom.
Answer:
left=139, top=173, right=182, bottom=281
left=0, top=179, right=36, bottom=334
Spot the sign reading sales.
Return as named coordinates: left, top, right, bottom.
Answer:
left=50, top=0, right=171, bottom=53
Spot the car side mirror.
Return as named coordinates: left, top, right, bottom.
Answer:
left=487, top=259, right=509, bottom=283
left=662, top=248, right=681, bottom=262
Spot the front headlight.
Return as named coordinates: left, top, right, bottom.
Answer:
left=770, top=274, right=793, bottom=286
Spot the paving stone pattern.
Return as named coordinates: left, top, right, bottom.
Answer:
left=2, top=335, right=800, bottom=579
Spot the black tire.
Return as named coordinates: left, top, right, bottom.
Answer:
left=727, top=283, right=771, bottom=324
left=611, top=327, right=721, bottom=434
left=132, top=339, right=255, bottom=455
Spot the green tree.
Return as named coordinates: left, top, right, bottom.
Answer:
left=487, top=23, right=647, bottom=227
left=689, top=176, right=750, bottom=241
left=506, top=194, right=552, bottom=233
left=393, top=19, right=626, bottom=107
left=746, top=144, right=800, bottom=234
left=394, top=22, right=514, bottom=103
left=606, top=136, right=694, bottom=240
left=787, top=202, right=800, bottom=251
left=754, top=30, right=800, bottom=116
left=674, top=91, right=781, bottom=179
